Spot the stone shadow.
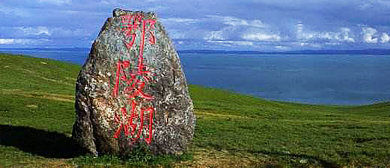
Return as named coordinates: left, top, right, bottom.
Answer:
left=0, top=124, right=86, bottom=158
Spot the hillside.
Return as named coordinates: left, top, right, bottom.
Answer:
left=0, top=53, right=389, bottom=167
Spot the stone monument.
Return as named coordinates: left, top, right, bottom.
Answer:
left=72, top=8, right=195, bottom=156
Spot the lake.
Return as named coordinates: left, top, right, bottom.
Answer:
left=2, top=48, right=390, bottom=105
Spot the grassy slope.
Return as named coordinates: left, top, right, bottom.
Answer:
left=0, top=53, right=389, bottom=167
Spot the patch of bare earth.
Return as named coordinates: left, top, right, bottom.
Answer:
left=0, top=89, right=74, bottom=103
left=196, top=111, right=250, bottom=120
left=19, top=68, right=74, bottom=87
left=175, top=148, right=273, bottom=168
left=7, top=159, right=72, bottom=168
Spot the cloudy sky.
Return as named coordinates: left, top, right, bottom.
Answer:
left=1, top=0, right=390, bottom=51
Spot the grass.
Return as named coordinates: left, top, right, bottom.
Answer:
left=0, top=53, right=389, bottom=167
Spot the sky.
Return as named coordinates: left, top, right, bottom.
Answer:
left=1, top=0, right=390, bottom=51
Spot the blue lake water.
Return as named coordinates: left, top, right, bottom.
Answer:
left=2, top=48, right=390, bottom=105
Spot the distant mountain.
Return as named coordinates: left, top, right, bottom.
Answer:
left=178, top=49, right=390, bottom=55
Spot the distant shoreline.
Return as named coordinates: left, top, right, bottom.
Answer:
left=1, top=51, right=389, bottom=105
left=2, top=48, right=390, bottom=55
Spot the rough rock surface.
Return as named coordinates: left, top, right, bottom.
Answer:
left=72, top=8, right=195, bottom=156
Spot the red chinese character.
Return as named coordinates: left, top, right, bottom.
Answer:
left=112, top=14, right=157, bottom=145
left=113, top=60, right=132, bottom=98
left=120, top=14, right=143, bottom=49
left=113, top=107, right=130, bottom=139
left=137, top=107, right=154, bottom=144
left=112, top=60, right=153, bottom=100
left=144, top=19, right=156, bottom=45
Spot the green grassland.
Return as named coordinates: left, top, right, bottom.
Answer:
left=0, top=53, right=389, bottom=167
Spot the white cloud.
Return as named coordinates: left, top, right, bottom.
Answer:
left=296, top=23, right=354, bottom=43
left=160, top=18, right=199, bottom=40
left=99, top=0, right=110, bottom=5
left=203, top=16, right=276, bottom=43
left=51, top=28, right=90, bottom=36
left=204, top=30, right=225, bottom=40
left=362, top=27, right=378, bottom=44
left=299, top=42, right=321, bottom=48
left=12, top=26, right=92, bottom=37
left=0, top=39, right=15, bottom=44
left=207, top=15, right=266, bottom=28
left=359, top=2, right=372, bottom=10
left=167, top=29, right=186, bottom=39
left=376, top=0, right=390, bottom=7
left=147, top=6, right=168, bottom=12
left=17, top=26, right=51, bottom=36
left=0, top=38, right=50, bottom=45
left=0, top=6, right=31, bottom=17
left=360, top=0, right=390, bottom=9
left=207, top=40, right=253, bottom=47
left=98, top=0, right=118, bottom=5
left=203, top=26, right=238, bottom=41
left=275, top=46, right=290, bottom=50
left=37, top=0, right=72, bottom=5
left=340, top=27, right=355, bottom=42
left=380, top=33, right=390, bottom=43
left=161, top=18, right=198, bottom=24
left=242, top=32, right=281, bottom=41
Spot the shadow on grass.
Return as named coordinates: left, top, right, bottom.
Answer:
left=0, top=124, right=86, bottom=158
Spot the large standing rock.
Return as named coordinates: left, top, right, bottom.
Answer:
left=72, top=8, right=195, bottom=156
